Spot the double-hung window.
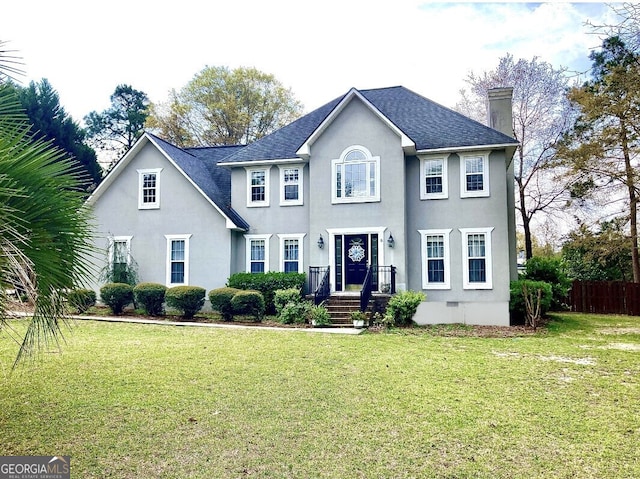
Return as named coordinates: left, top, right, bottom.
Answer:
left=418, top=229, right=451, bottom=289
left=138, top=168, right=162, bottom=209
left=279, top=165, right=303, bottom=205
left=460, top=153, right=490, bottom=198
left=245, top=234, right=272, bottom=273
left=246, top=167, right=271, bottom=207
left=460, top=228, right=493, bottom=289
left=165, top=234, right=191, bottom=285
left=109, top=236, right=133, bottom=283
left=332, top=146, right=380, bottom=203
left=420, top=156, right=448, bottom=199
left=278, top=234, right=305, bottom=273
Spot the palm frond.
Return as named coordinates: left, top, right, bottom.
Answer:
left=0, top=83, right=98, bottom=366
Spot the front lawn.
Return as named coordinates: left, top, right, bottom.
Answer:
left=0, top=313, right=638, bottom=478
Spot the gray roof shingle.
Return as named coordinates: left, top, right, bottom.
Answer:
left=145, top=86, right=517, bottom=230
left=220, top=86, right=517, bottom=164
left=149, top=133, right=250, bottom=230
left=360, top=86, right=517, bottom=150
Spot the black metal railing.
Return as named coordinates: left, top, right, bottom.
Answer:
left=310, top=264, right=397, bottom=306
left=309, top=266, right=330, bottom=305
left=376, top=265, right=397, bottom=294
left=360, top=265, right=374, bottom=312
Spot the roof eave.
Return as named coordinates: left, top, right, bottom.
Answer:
left=415, top=142, right=519, bottom=155
left=218, top=157, right=308, bottom=167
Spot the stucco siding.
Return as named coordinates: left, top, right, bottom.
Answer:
left=89, top=142, right=232, bottom=294
left=413, top=300, right=510, bottom=326
left=307, top=98, right=407, bottom=288
left=405, top=149, right=514, bottom=325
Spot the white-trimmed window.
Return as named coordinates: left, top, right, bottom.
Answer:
left=165, top=234, right=191, bottom=285
left=418, top=229, right=451, bottom=289
left=138, top=168, right=162, bottom=209
left=460, top=152, right=490, bottom=198
left=245, top=234, right=272, bottom=273
left=460, top=227, right=494, bottom=289
left=108, top=236, right=133, bottom=281
left=332, top=146, right=380, bottom=203
left=277, top=234, right=305, bottom=273
left=420, top=156, right=448, bottom=199
left=246, top=167, right=271, bottom=207
left=279, top=165, right=303, bottom=206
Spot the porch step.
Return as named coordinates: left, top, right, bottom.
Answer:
left=324, top=296, right=361, bottom=326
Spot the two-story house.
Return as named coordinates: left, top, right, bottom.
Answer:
left=86, top=86, right=518, bottom=325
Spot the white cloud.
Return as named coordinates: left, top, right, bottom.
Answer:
left=0, top=1, right=616, bottom=121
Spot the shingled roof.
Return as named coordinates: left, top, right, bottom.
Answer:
left=219, top=86, right=517, bottom=164
left=148, top=133, right=250, bottom=230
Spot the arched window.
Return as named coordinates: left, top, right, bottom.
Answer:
left=331, top=146, right=380, bottom=203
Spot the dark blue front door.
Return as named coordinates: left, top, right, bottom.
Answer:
left=345, top=235, right=368, bottom=288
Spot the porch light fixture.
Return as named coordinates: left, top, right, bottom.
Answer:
left=317, top=234, right=324, bottom=249
left=387, top=233, right=395, bottom=248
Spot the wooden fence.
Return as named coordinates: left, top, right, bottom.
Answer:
left=569, top=280, right=640, bottom=316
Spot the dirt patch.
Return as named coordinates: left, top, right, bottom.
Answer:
left=599, top=328, right=640, bottom=335
left=492, top=351, right=596, bottom=365
left=369, top=324, right=543, bottom=338
left=602, top=343, right=640, bottom=351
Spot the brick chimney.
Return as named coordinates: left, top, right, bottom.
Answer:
left=487, top=87, right=514, bottom=138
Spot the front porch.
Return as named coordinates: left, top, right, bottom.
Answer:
left=308, top=265, right=396, bottom=326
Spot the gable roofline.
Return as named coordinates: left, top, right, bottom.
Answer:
left=295, top=88, right=416, bottom=159
left=86, top=133, right=249, bottom=231
left=85, top=133, right=152, bottom=207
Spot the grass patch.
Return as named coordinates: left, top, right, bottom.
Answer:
left=1, top=312, right=639, bottom=478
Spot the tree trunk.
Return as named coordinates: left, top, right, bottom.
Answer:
left=622, top=126, right=640, bottom=282
left=517, top=177, right=533, bottom=259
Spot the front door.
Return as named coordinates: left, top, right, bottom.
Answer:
left=333, top=233, right=380, bottom=292
left=345, top=235, right=368, bottom=290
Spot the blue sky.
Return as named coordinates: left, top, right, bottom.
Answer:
left=1, top=1, right=618, bottom=123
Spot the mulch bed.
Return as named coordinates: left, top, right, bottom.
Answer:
left=9, top=303, right=545, bottom=338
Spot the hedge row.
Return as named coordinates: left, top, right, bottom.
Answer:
left=227, top=272, right=305, bottom=314
left=71, top=273, right=305, bottom=321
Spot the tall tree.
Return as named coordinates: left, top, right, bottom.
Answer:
left=587, top=3, right=640, bottom=54
left=146, top=66, right=303, bottom=147
left=85, top=84, right=149, bottom=169
left=456, top=55, right=576, bottom=259
left=560, top=37, right=640, bottom=281
left=145, top=89, right=191, bottom=147
left=561, top=219, right=633, bottom=282
left=0, top=72, right=96, bottom=365
left=11, top=79, right=102, bottom=191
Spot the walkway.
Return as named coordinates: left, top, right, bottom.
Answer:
left=11, top=312, right=365, bottom=335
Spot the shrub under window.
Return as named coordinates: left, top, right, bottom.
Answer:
left=165, top=286, right=205, bottom=319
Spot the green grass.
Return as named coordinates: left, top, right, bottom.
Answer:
left=1, top=313, right=639, bottom=478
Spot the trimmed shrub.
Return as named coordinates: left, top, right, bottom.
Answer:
left=67, top=288, right=96, bottom=313
left=309, top=304, right=331, bottom=326
left=227, top=272, right=306, bottom=314
left=510, top=280, right=553, bottom=324
left=133, top=282, right=167, bottom=316
left=274, top=288, right=303, bottom=315
left=383, top=290, right=425, bottom=327
left=278, top=300, right=312, bottom=324
left=100, top=283, right=134, bottom=315
left=523, top=256, right=570, bottom=310
left=165, top=286, right=206, bottom=319
left=230, top=290, right=265, bottom=321
left=209, top=287, right=240, bottom=321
